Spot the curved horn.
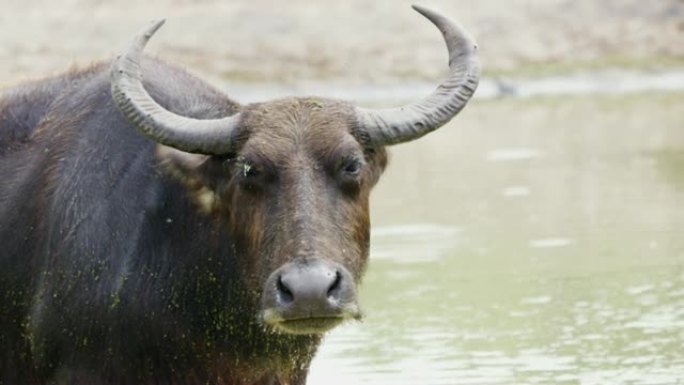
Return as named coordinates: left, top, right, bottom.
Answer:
left=111, top=20, right=240, bottom=155
left=354, top=5, right=480, bottom=146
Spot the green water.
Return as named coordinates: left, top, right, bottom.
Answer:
left=308, top=93, right=684, bottom=384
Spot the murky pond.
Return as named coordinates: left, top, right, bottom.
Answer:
left=307, top=93, right=684, bottom=384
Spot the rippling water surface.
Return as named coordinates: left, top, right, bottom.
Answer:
left=308, top=93, right=684, bottom=384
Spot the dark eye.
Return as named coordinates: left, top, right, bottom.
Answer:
left=234, top=156, right=259, bottom=178
left=233, top=156, right=269, bottom=192
left=337, top=158, right=364, bottom=195
left=241, top=162, right=259, bottom=178
left=339, top=157, right=366, bottom=178
left=342, top=159, right=362, bottom=176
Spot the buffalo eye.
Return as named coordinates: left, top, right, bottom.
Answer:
left=241, top=162, right=259, bottom=178
left=346, top=159, right=363, bottom=175
left=341, top=158, right=364, bottom=176
left=337, top=157, right=364, bottom=192
left=235, top=156, right=268, bottom=191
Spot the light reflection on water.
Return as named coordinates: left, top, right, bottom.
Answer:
left=307, top=94, right=684, bottom=385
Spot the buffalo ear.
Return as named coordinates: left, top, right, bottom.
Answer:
left=156, top=145, right=228, bottom=214
left=156, top=145, right=225, bottom=213
left=156, top=145, right=211, bottom=187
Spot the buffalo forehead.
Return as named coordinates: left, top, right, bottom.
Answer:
left=240, top=98, right=360, bottom=163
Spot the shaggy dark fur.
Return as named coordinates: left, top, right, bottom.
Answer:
left=0, top=58, right=387, bottom=385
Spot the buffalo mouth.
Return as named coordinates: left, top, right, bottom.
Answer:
left=261, top=311, right=354, bottom=335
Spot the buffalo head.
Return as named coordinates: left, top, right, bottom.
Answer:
left=110, top=5, right=479, bottom=335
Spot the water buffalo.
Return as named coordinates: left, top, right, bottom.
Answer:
left=0, top=5, right=479, bottom=385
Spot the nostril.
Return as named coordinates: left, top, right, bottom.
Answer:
left=326, top=270, right=342, bottom=299
left=277, top=275, right=294, bottom=304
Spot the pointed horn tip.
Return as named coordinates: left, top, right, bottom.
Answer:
left=410, top=4, right=428, bottom=14
left=411, top=4, right=442, bottom=19
left=142, top=19, right=166, bottom=39
left=411, top=4, right=478, bottom=51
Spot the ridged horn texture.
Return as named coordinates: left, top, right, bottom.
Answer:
left=354, top=5, right=481, bottom=146
left=110, top=19, right=241, bottom=155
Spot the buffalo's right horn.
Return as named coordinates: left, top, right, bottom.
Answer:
left=354, top=5, right=480, bottom=147
left=111, top=20, right=241, bottom=155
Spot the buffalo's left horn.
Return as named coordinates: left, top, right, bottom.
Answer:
left=354, top=5, right=480, bottom=146
left=111, top=20, right=241, bottom=155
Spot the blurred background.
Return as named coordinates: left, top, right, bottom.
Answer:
left=2, top=0, right=683, bottom=384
